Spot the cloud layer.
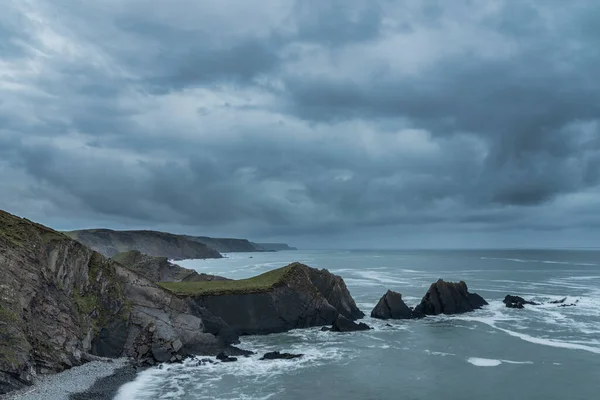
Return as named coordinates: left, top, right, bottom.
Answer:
left=1, top=0, right=599, bottom=247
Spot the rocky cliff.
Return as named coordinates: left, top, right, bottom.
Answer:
left=252, top=243, right=298, bottom=251
left=64, top=229, right=222, bottom=260
left=161, top=262, right=364, bottom=335
left=186, top=236, right=259, bottom=253
left=110, top=250, right=230, bottom=283
left=0, top=211, right=235, bottom=395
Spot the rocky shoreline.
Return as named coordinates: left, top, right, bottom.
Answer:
left=2, top=209, right=528, bottom=398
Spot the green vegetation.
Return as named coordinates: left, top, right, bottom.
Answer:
left=110, top=250, right=142, bottom=266
left=160, top=265, right=294, bottom=296
left=0, top=210, right=67, bottom=248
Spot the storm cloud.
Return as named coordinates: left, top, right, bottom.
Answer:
left=1, top=0, right=599, bottom=248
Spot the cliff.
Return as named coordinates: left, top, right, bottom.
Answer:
left=64, top=229, right=222, bottom=260
left=185, top=236, right=259, bottom=253
left=111, top=250, right=230, bottom=283
left=252, top=242, right=298, bottom=251
left=160, top=262, right=364, bottom=335
left=0, top=211, right=235, bottom=395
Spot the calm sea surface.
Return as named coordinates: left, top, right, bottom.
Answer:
left=116, top=250, right=600, bottom=400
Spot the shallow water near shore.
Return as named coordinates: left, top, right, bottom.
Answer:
left=116, top=249, right=600, bottom=400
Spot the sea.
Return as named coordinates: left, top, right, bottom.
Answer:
left=115, top=249, right=600, bottom=400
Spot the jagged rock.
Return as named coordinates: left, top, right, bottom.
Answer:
left=64, top=229, right=222, bottom=260
left=548, top=297, right=567, bottom=304
left=111, top=250, right=230, bottom=283
left=503, top=295, right=539, bottom=308
left=412, top=279, right=488, bottom=317
left=0, top=210, right=239, bottom=395
left=260, top=351, right=304, bottom=360
left=189, top=263, right=364, bottom=335
left=329, top=315, right=371, bottom=332
left=216, top=352, right=238, bottom=362
left=371, top=290, right=414, bottom=320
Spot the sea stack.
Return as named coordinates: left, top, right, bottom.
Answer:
left=413, top=279, right=488, bottom=316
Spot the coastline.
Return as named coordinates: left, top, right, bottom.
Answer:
left=2, top=359, right=138, bottom=400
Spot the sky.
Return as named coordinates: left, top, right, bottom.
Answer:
left=1, top=0, right=599, bottom=249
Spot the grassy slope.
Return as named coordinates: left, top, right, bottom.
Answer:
left=160, top=264, right=295, bottom=296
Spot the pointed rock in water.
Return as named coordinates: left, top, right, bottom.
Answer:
left=371, top=290, right=414, bottom=320
left=503, top=295, right=539, bottom=308
left=260, top=351, right=303, bottom=360
left=330, top=315, right=371, bottom=332
left=412, top=279, right=488, bottom=316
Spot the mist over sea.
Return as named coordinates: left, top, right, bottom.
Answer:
left=116, top=249, right=600, bottom=400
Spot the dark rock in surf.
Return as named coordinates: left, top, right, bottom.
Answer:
left=503, top=295, right=539, bottom=308
left=412, top=279, right=488, bottom=317
left=260, top=351, right=303, bottom=360
left=548, top=297, right=567, bottom=304
left=371, top=290, right=414, bottom=320
left=216, top=352, right=238, bottom=362
left=330, top=315, right=371, bottom=332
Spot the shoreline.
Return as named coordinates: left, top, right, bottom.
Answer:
left=2, top=359, right=138, bottom=400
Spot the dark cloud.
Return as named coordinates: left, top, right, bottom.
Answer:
left=1, top=0, right=599, bottom=247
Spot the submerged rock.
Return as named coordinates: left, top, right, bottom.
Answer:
left=216, top=352, right=238, bottom=363
left=328, top=315, right=371, bottom=332
left=503, top=295, right=539, bottom=309
left=548, top=297, right=567, bottom=304
left=371, top=290, right=414, bottom=320
left=413, top=279, right=488, bottom=316
left=260, top=351, right=303, bottom=360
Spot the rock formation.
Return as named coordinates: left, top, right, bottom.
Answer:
left=260, top=351, right=303, bottom=360
left=323, top=315, right=371, bottom=332
left=412, top=279, right=488, bottom=316
left=503, top=295, right=540, bottom=309
left=64, top=229, right=222, bottom=260
left=0, top=210, right=237, bottom=395
left=371, top=290, right=414, bottom=320
left=164, top=262, right=364, bottom=335
left=111, top=250, right=229, bottom=283
left=252, top=243, right=298, bottom=251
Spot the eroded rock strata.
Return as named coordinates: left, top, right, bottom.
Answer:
left=0, top=210, right=236, bottom=394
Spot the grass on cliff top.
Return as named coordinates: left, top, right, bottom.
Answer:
left=159, top=264, right=295, bottom=296
left=0, top=210, right=66, bottom=248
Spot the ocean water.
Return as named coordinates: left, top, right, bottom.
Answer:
left=115, top=250, right=600, bottom=400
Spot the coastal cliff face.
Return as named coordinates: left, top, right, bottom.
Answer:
left=252, top=243, right=298, bottom=251
left=110, top=250, right=230, bottom=283
left=187, top=236, right=259, bottom=253
left=0, top=211, right=234, bottom=395
left=163, top=263, right=364, bottom=335
left=64, top=229, right=222, bottom=260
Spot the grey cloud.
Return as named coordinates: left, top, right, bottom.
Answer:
left=1, top=0, right=599, bottom=247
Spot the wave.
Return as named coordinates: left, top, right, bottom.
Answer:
left=467, top=357, right=533, bottom=367
left=480, top=257, right=599, bottom=267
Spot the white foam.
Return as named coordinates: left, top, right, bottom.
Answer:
left=467, top=358, right=502, bottom=367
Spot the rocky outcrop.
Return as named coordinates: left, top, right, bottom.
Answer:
left=186, top=236, right=260, bottom=253
left=371, top=290, right=414, bottom=320
left=260, top=351, right=303, bottom=360
left=111, top=250, right=230, bottom=283
left=64, top=229, right=222, bottom=260
left=183, top=263, right=364, bottom=335
left=503, top=295, right=539, bottom=309
left=0, top=210, right=236, bottom=395
left=412, top=279, right=488, bottom=317
left=252, top=243, right=298, bottom=251
left=322, top=315, right=371, bottom=332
